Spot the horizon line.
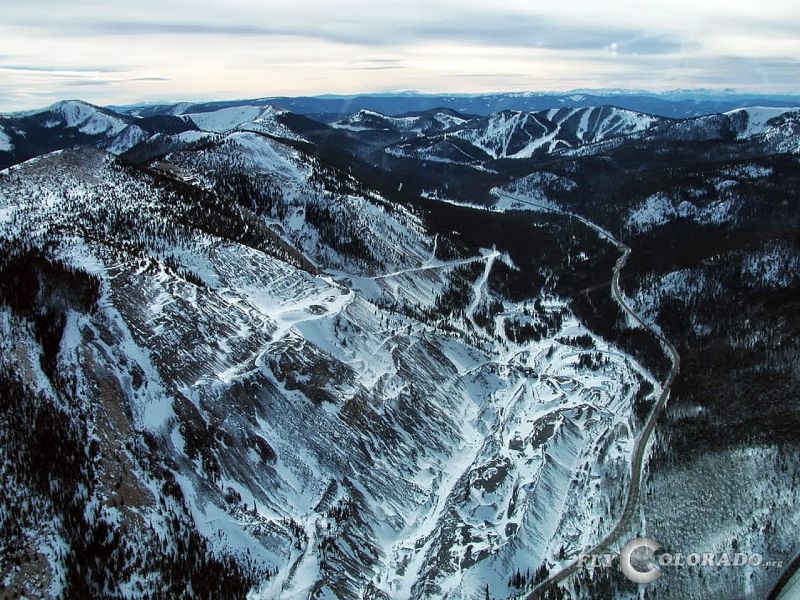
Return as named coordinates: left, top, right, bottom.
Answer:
left=5, top=87, right=800, bottom=114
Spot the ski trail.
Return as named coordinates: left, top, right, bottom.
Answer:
left=466, top=248, right=497, bottom=329
left=369, top=254, right=490, bottom=281
left=429, top=234, right=438, bottom=263
left=279, top=519, right=319, bottom=599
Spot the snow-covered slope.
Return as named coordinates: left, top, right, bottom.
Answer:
left=727, top=107, right=800, bottom=153
left=181, top=104, right=307, bottom=140
left=43, top=100, right=129, bottom=136
left=331, top=108, right=470, bottom=136
left=160, top=129, right=430, bottom=275
left=0, top=125, right=12, bottom=152
left=0, top=100, right=198, bottom=169
left=0, top=138, right=656, bottom=599
left=388, top=106, right=664, bottom=164
left=653, top=106, right=800, bottom=154
left=108, top=123, right=149, bottom=154
left=459, top=107, right=661, bottom=158
left=726, top=107, right=796, bottom=138
left=2, top=95, right=797, bottom=600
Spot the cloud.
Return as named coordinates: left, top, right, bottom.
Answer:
left=605, top=35, right=695, bottom=56
left=6, top=8, right=692, bottom=53
left=0, top=0, right=798, bottom=110
left=678, top=55, right=800, bottom=86
left=0, top=61, right=171, bottom=98
left=454, top=73, right=530, bottom=78
left=343, top=59, right=407, bottom=71
left=0, top=64, right=123, bottom=73
left=61, top=76, right=171, bottom=87
left=712, top=14, right=800, bottom=37
left=62, top=79, right=117, bottom=87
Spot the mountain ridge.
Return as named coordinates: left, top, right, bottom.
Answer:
left=1, top=91, right=798, bottom=600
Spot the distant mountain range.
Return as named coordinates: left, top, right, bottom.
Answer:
left=2, top=98, right=798, bottom=171
left=110, top=90, right=800, bottom=121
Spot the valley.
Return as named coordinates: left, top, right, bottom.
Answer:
left=0, top=95, right=797, bottom=600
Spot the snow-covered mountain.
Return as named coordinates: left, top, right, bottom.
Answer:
left=647, top=106, right=800, bottom=152
left=41, top=99, right=130, bottom=136
left=0, top=125, right=658, bottom=598
left=1, top=95, right=798, bottom=600
left=331, top=108, right=471, bottom=137
left=505, top=133, right=800, bottom=600
left=0, top=100, right=196, bottom=169
left=116, top=90, right=800, bottom=121
left=178, top=104, right=309, bottom=140
left=386, top=106, right=665, bottom=164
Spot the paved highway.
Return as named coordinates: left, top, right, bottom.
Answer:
left=491, top=191, right=680, bottom=599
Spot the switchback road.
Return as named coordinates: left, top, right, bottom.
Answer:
left=490, top=191, right=680, bottom=599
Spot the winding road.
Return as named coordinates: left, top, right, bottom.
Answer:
left=767, top=550, right=800, bottom=600
left=490, top=191, right=681, bottom=599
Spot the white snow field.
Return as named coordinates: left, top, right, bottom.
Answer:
left=0, top=133, right=657, bottom=599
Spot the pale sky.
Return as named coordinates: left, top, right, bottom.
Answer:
left=1, top=0, right=799, bottom=111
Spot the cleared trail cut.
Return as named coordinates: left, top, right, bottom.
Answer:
left=490, top=191, right=680, bottom=600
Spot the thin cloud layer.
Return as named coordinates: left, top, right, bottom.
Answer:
left=0, top=0, right=798, bottom=110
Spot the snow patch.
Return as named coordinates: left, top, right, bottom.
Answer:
left=725, top=106, right=800, bottom=138
left=184, top=104, right=303, bottom=140
left=50, top=100, right=128, bottom=136
left=627, top=192, right=738, bottom=233
left=109, top=125, right=148, bottom=154
left=0, top=125, right=13, bottom=152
